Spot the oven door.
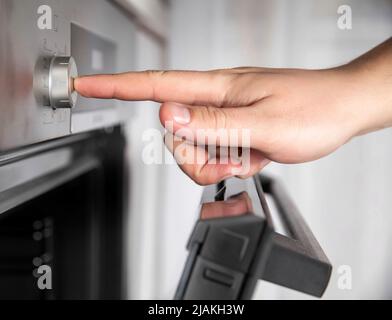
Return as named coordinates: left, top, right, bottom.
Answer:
left=176, top=175, right=332, bottom=300
left=0, top=126, right=126, bottom=300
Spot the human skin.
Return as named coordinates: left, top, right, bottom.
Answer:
left=74, top=37, right=392, bottom=185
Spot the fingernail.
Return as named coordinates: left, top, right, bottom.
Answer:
left=170, top=103, right=191, bottom=125
left=231, top=166, right=243, bottom=176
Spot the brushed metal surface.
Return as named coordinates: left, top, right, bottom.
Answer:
left=71, top=23, right=116, bottom=113
left=0, top=0, right=136, bottom=152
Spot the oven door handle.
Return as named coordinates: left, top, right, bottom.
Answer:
left=258, top=174, right=332, bottom=297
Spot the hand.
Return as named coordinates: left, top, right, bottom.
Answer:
left=74, top=38, right=392, bottom=185
left=200, top=192, right=253, bottom=220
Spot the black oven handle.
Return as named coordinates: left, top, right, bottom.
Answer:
left=257, top=174, right=332, bottom=297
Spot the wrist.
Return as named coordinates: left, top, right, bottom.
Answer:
left=343, top=39, right=392, bottom=136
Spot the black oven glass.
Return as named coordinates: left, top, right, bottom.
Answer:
left=0, top=127, right=126, bottom=300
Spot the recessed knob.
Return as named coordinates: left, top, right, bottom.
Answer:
left=34, top=56, right=78, bottom=109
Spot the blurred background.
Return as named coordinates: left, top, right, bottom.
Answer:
left=126, top=0, right=392, bottom=299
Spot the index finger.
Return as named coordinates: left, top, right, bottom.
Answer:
left=74, top=70, right=234, bottom=107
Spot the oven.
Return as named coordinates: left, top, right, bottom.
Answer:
left=0, top=0, right=138, bottom=299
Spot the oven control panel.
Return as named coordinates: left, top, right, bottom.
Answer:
left=0, top=0, right=136, bottom=151
left=34, top=56, right=78, bottom=109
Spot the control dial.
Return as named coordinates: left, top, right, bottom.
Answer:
left=34, top=56, right=78, bottom=109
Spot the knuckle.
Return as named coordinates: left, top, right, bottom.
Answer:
left=228, top=73, right=265, bottom=105
left=200, top=106, right=229, bottom=130
left=192, top=167, right=210, bottom=186
left=144, top=70, right=169, bottom=100
left=218, top=73, right=240, bottom=106
left=144, top=69, right=166, bottom=77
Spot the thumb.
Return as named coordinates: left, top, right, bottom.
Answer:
left=159, top=102, right=259, bottom=147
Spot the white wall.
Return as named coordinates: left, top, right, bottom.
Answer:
left=158, top=0, right=392, bottom=299
left=125, top=28, right=165, bottom=299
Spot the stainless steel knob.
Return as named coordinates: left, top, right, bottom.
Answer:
left=34, top=56, right=78, bottom=109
